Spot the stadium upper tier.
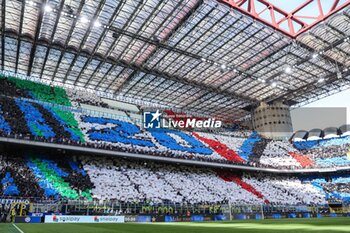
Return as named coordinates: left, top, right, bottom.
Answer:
left=1, top=75, right=350, bottom=170
left=1, top=150, right=350, bottom=205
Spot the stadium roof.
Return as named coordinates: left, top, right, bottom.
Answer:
left=1, top=0, right=350, bottom=120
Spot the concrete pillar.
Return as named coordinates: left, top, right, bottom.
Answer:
left=252, top=102, right=293, bottom=140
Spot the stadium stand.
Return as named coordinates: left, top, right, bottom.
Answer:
left=293, top=136, right=350, bottom=150
left=1, top=0, right=350, bottom=228
left=66, top=89, right=108, bottom=108
left=0, top=151, right=92, bottom=200
left=259, top=141, right=301, bottom=169
left=294, top=137, right=350, bottom=168
left=0, top=150, right=338, bottom=205
left=0, top=154, right=44, bottom=198
left=1, top=75, right=350, bottom=170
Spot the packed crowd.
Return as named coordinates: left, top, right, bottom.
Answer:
left=1, top=93, right=350, bottom=170
left=259, top=141, right=301, bottom=169
left=0, top=150, right=93, bottom=201
left=295, top=136, right=350, bottom=168
left=0, top=150, right=349, bottom=205
left=65, top=88, right=109, bottom=108
left=1, top=74, right=350, bottom=170
left=0, top=154, right=44, bottom=198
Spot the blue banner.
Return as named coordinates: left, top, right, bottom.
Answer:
left=214, top=215, right=226, bottom=221
left=191, top=215, right=204, bottom=222
left=136, top=216, right=152, bottom=222
left=15, top=216, right=41, bottom=223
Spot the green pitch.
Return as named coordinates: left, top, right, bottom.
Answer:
left=2, top=217, right=350, bottom=233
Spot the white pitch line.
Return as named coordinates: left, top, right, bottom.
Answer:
left=12, top=223, right=24, bottom=233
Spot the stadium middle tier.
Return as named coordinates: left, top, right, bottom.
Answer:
left=1, top=74, right=350, bottom=169
left=2, top=151, right=350, bottom=205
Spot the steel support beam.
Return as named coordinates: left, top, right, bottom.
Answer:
left=2, top=31, right=257, bottom=104
left=15, top=0, right=26, bottom=73
left=27, top=0, right=47, bottom=76
left=219, top=0, right=350, bottom=38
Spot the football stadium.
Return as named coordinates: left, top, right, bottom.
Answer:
left=0, top=0, right=350, bottom=232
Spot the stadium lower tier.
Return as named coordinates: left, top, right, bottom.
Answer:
left=0, top=75, right=350, bottom=170
left=1, top=149, right=350, bottom=205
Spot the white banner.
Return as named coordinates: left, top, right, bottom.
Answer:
left=44, top=215, right=125, bottom=223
